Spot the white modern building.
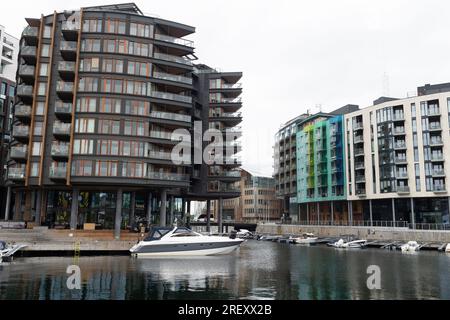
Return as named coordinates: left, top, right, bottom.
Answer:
left=0, top=24, right=19, bottom=82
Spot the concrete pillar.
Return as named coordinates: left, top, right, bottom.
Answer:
left=392, top=198, right=396, bottom=227
left=316, top=202, right=320, bottom=225
left=146, top=192, right=152, bottom=226
left=114, top=189, right=123, bottom=240
left=348, top=201, right=352, bottom=225
left=4, top=186, right=11, bottom=221
left=35, top=190, right=42, bottom=226
left=181, top=199, right=186, bottom=221
left=331, top=201, right=334, bottom=225
left=160, top=189, right=167, bottom=226
left=298, top=204, right=301, bottom=223
left=306, top=203, right=309, bottom=224
left=169, top=195, right=175, bottom=226
left=13, top=191, right=22, bottom=221
left=369, top=199, right=373, bottom=227
left=411, top=198, right=416, bottom=229
left=70, top=189, right=79, bottom=230
left=206, top=200, right=211, bottom=232
left=129, top=192, right=136, bottom=230
left=218, top=197, right=223, bottom=234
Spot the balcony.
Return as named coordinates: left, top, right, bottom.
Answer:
left=428, top=109, right=440, bottom=117
left=353, top=123, right=363, bottom=131
left=61, top=21, right=80, bottom=41
left=394, top=142, right=407, bottom=150
left=147, top=150, right=172, bottom=160
left=49, top=166, right=67, bottom=180
left=147, top=171, right=189, bottom=181
left=397, top=186, right=410, bottom=194
left=153, top=71, right=193, bottom=85
left=433, top=185, right=447, bottom=194
left=12, top=126, right=29, bottom=141
left=153, top=52, right=193, bottom=66
left=23, top=26, right=38, bottom=45
left=392, top=113, right=404, bottom=121
left=431, top=154, right=444, bottom=162
left=10, top=146, right=28, bottom=161
left=150, top=91, right=192, bottom=104
left=209, top=170, right=241, bottom=178
left=395, top=157, right=407, bottom=164
left=432, top=169, right=445, bottom=177
left=149, top=130, right=173, bottom=140
left=51, top=143, right=69, bottom=158
left=355, top=176, right=366, bottom=183
left=56, top=81, right=74, bottom=99
left=150, top=111, right=191, bottom=123
left=430, top=139, right=443, bottom=147
left=354, top=162, right=365, bottom=170
left=20, top=46, right=37, bottom=64
left=54, top=101, right=73, bottom=119
left=354, top=148, right=365, bottom=156
left=356, top=188, right=366, bottom=197
left=393, top=127, right=405, bottom=135
left=18, top=65, right=35, bottom=82
left=210, top=97, right=242, bottom=104
left=58, top=61, right=76, bottom=78
left=60, top=41, right=77, bottom=60
left=396, top=171, right=408, bottom=179
left=154, top=33, right=194, bottom=48
left=15, top=105, right=32, bottom=119
left=53, top=122, right=71, bottom=138
left=8, top=168, right=25, bottom=181
left=16, top=85, right=33, bottom=99
left=353, top=135, right=364, bottom=144
left=207, top=183, right=240, bottom=193
left=429, top=123, right=441, bottom=131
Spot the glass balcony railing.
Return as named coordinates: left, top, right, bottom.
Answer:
left=51, top=143, right=69, bottom=156
left=153, top=71, right=193, bottom=84
left=13, top=125, right=29, bottom=137
left=58, top=61, right=76, bottom=72
left=21, top=46, right=36, bottom=56
left=354, top=162, right=365, bottom=169
left=396, top=172, right=408, bottom=178
left=8, top=168, right=25, bottom=179
left=150, top=91, right=192, bottom=103
left=10, top=146, right=27, bottom=159
left=397, top=186, right=410, bottom=193
left=392, top=113, right=404, bottom=120
left=61, top=21, right=80, bottom=31
left=23, top=26, right=38, bottom=37
left=208, top=183, right=240, bottom=193
left=430, top=139, right=443, bottom=146
left=56, top=81, right=74, bottom=92
left=17, top=85, right=33, bottom=96
left=49, top=166, right=67, bottom=179
left=429, top=123, right=441, bottom=131
left=209, top=170, right=241, bottom=177
left=149, top=130, right=173, bottom=140
left=53, top=122, right=71, bottom=135
left=353, top=135, right=364, bottom=143
left=210, top=97, right=242, bottom=104
left=148, top=150, right=172, bottom=160
left=431, top=154, right=444, bottom=161
left=60, top=41, right=77, bottom=51
left=19, top=65, right=35, bottom=76
left=395, top=157, right=407, bottom=163
left=355, top=176, right=366, bottom=183
left=147, top=171, right=190, bottom=181
left=354, top=148, right=364, bottom=156
left=154, top=33, right=194, bottom=48
left=353, top=123, right=363, bottom=130
left=150, top=111, right=191, bottom=122
left=394, top=142, right=406, bottom=149
left=393, top=127, right=405, bottom=134
left=433, top=185, right=446, bottom=192
left=211, top=83, right=242, bottom=90
left=15, top=105, right=32, bottom=117
left=153, top=52, right=193, bottom=66
left=55, top=101, right=73, bottom=114
left=432, top=169, right=445, bottom=176
left=428, top=108, right=440, bottom=116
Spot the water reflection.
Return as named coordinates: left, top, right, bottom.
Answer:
left=0, top=241, right=449, bottom=300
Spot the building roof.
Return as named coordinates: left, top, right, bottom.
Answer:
left=241, top=167, right=274, bottom=179
left=83, top=2, right=143, bottom=15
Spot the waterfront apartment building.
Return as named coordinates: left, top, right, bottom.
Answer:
left=211, top=168, right=282, bottom=223
left=5, top=3, right=243, bottom=236
left=0, top=25, right=19, bottom=220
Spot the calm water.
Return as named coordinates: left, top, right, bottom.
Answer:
left=1, top=240, right=450, bottom=300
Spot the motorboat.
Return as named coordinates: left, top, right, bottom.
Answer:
left=292, top=233, right=318, bottom=245
left=445, top=243, right=450, bottom=253
left=278, top=235, right=296, bottom=244
left=257, top=235, right=282, bottom=241
left=400, top=241, right=420, bottom=252
left=0, top=241, right=27, bottom=263
left=129, top=227, right=245, bottom=257
left=236, top=229, right=254, bottom=239
left=328, top=238, right=367, bottom=249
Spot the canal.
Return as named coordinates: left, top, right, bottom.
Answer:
left=1, top=240, right=450, bottom=299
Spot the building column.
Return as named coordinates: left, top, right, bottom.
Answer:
left=35, top=190, right=42, bottom=226
left=298, top=204, right=301, bottom=223
left=316, top=202, right=320, bottom=225
left=129, top=191, right=136, bottom=230
left=4, top=186, right=11, bottom=221
left=169, top=195, right=175, bottom=226
left=70, top=189, right=79, bottom=230
left=369, top=199, right=373, bottom=227
left=13, top=191, right=22, bottom=221
left=206, top=200, right=211, bottom=232
left=114, top=189, right=123, bottom=240
left=181, top=199, right=186, bottom=221
left=348, top=201, right=352, bottom=225
left=392, top=198, right=396, bottom=227
left=330, top=201, right=334, bottom=225
left=186, top=200, right=191, bottom=225
left=146, top=192, right=152, bottom=226
left=160, top=189, right=167, bottom=227
left=218, top=197, right=223, bottom=234
left=306, top=203, right=309, bottom=224
left=411, top=198, right=416, bottom=229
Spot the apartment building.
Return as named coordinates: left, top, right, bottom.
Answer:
left=4, top=3, right=243, bottom=236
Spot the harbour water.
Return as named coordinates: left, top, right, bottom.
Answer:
left=1, top=240, right=450, bottom=300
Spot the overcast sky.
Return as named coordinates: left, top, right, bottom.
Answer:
left=2, top=0, right=450, bottom=176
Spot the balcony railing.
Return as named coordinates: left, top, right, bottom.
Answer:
left=353, top=136, right=364, bottom=143
left=211, top=83, right=243, bottom=90
left=392, top=113, right=404, bottom=121
left=49, top=166, right=67, bottom=179
left=433, top=185, right=446, bottom=192
left=147, top=171, right=190, bottom=181
left=154, top=33, right=194, bottom=48
left=23, top=26, right=38, bottom=37
left=209, top=170, right=241, bottom=177
left=13, top=125, right=29, bottom=137
left=150, top=91, right=192, bottom=103
left=355, top=176, right=366, bottom=183
left=429, top=124, right=441, bottom=131
left=153, top=52, right=193, bottom=66
left=208, top=184, right=240, bottom=193
left=21, top=46, right=36, bottom=56
left=150, top=111, right=191, bottom=122
left=396, top=172, right=408, bottom=178
left=10, top=146, right=27, bottom=159
left=8, top=168, right=25, bottom=180
left=430, top=139, right=443, bottom=146
left=56, top=81, right=74, bottom=92
left=58, top=61, right=76, bottom=72
left=354, top=162, right=365, bottom=169
left=148, top=150, right=172, bottom=160
left=396, top=186, right=410, bottom=193
left=428, top=109, right=440, bottom=116
left=60, top=41, right=77, bottom=51
left=51, top=143, right=69, bottom=156
left=61, top=21, right=80, bottom=31
left=395, top=157, right=407, bottom=163
left=149, top=130, right=173, bottom=140
left=431, top=154, right=444, bottom=161
left=53, top=122, right=71, bottom=135
left=19, top=65, right=35, bottom=77
left=153, top=71, right=192, bottom=84
left=17, top=85, right=33, bottom=96
left=15, top=105, right=32, bottom=117
left=55, top=101, right=73, bottom=114
left=393, top=127, right=405, bottom=134
left=432, top=169, right=445, bottom=176
left=210, top=97, right=242, bottom=104
left=353, top=123, right=363, bottom=130
left=394, top=142, right=406, bottom=149
left=354, top=148, right=364, bottom=156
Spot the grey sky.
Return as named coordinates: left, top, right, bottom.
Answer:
left=2, top=0, right=450, bottom=176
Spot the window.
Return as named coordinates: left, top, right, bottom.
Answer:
left=30, top=162, right=40, bottom=177
left=36, top=102, right=45, bottom=115
left=124, top=100, right=149, bottom=116
left=81, top=39, right=101, bottom=52
left=123, top=161, right=145, bottom=177
left=73, top=139, right=94, bottom=154
left=98, top=119, right=120, bottom=134
left=33, top=121, right=43, bottom=136
left=124, top=120, right=147, bottom=136
left=127, top=60, right=151, bottom=77
left=121, top=141, right=147, bottom=157
left=97, top=140, right=120, bottom=155
left=130, top=23, right=152, bottom=38
left=77, top=97, right=97, bottom=112
left=83, top=19, right=102, bottom=33
left=75, top=118, right=95, bottom=133
left=95, top=160, right=118, bottom=176
left=32, top=142, right=41, bottom=156
left=43, top=26, right=52, bottom=38
left=41, top=44, right=50, bottom=57
left=100, top=98, right=121, bottom=113
left=72, top=160, right=93, bottom=176
left=37, top=82, right=47, bottom=96
left=101, top=78, right=123, bottom=93
left=39, top=63, right=49, bottom=77
left=80, top=58, right=100, bottom=72
left=78, top=77, right=98, bottom=91
left=105, top=19, right=126, bottom=34
left=102, top=59, right=123, bottom=73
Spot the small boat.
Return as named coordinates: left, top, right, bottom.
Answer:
left=278, top=235, right=296, bottom=244
left=328, top=238, right=367, bottom=249
left=0, top=241, right=27, bottom=263
left=236, top=229, right=254, bottom=239
left=401, top=241, right=420, bottom=252
left=292, top=233, right=318, bottom=245
left=445, top=243, right=450, bottom=253
left=130, top=226, right=245, bottom=257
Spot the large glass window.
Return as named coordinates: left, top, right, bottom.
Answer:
left=102, top=58, right=123, bottom=73
left=30, top=162, right=40, bottom=177
left=78, top=77, right=98, bottom=91
left=32, top=142, right=41, bottom=156
left=39, top=63, right=49, bottom=77
left=105, top=19, right=126, bottom=34
left=83, top=19, right=102, bottom=33
left=37, top=82, right=47, bottom=96
left=36, top=102, right=45, bottom=115
left=72, top=160, right=93, bottom=176
left=130, top=23, right=152, bottom=38
left=124, top=100, right=149, bottom=116
left=80, top=57, right=100, bottom=72
left=41, top=44, right=50, bottom=57
left=124, top=120, right=147, bottom=136
left=81, top=39, right=101, bottom=52
left=77, top=97, right=97, bottom=112
left=75, top=118, right=96, bottom=133
left=73, top=139, right=94, bottom=154
left=100, top=98, right=121, bottom=113
left=98, top=119, right=120, bottom=134
left=95, top=161, right=118, bottom=176
left=43, top=26, right=52, bottom=38
left=33, top=121, right=43, bottom=136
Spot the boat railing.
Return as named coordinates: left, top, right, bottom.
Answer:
left=276, top=220, right=450, bottom=230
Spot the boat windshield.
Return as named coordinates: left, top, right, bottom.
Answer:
left=170, top=227, right=200, bottom=237
left=144, top=227, right=173, bottom=241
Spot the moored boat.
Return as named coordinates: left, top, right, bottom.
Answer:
left=400, top=241, right=420, bottom=252
left=328, top=238, right=367, bottom=249
left=292, top=233, right=318, bottom=245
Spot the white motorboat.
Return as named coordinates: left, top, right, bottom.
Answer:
left=236, top=229, right=254, bottom=239
left=400, top=241, right=420, bottom=252
left=328, top=238, right=367, bottom=249
left=293, top=233, right=318, bottom=245
left=0, top=241, right=27, bottom=263
left=130, top=227, right=245, bottom=257
left=445, top=243, right=450, bottom=253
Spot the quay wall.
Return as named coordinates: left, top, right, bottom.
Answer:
left=256, top=224, right=450, bottom=242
